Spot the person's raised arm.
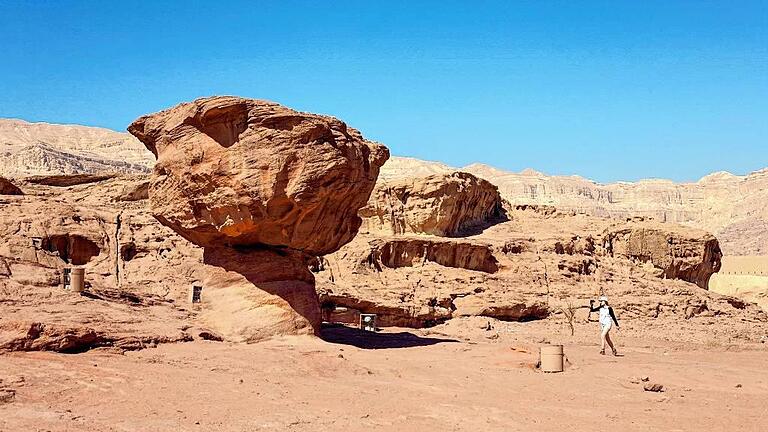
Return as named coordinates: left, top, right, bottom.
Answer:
left=589, top=299, right=600, bottom=313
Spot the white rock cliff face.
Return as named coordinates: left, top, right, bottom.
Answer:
left=0, top=119, right=153, bottom=177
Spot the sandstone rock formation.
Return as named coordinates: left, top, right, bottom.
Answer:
left=0, top=118, right=152, bottom=177
left=360, top=172, right=503, bottom=236
left=1, top=119, right=765, bottom=353
left=198, top=247, right=322, bottom=342
left=0, top=176, right=204, bottom=352
left=3, top=118, right=765, bottom=256
left=603, top=221, right=722, bottom=288
left=129, top=96, right=389, bottom=255
left=0, top=172, right=765, bottom=353
left=128, top=96, right=389, bottom=341
left=378, top=157, right=768, bottom=256
left=0, top=177, right=22, bottom=195
left=316, top=203, right=746, bottom=328
left=366, top=237, right=499, bottom=273
left=462, top=164, right=768, bottom=256
left=25, top=173, right=117, bottom=187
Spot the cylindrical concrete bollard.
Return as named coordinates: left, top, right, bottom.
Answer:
left=70, top=268, right=85, bottom=293
left=540, top=345, right=564, bottom=373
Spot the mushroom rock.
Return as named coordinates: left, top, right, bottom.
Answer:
left=128, top=96, right=389, bottom=341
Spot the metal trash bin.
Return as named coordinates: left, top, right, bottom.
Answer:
left=360, top=314, right=376, bottom=332
left=61, top=268, right=72, bottom=290
left=70, top=268, right=85, bottom=293
left=190, top=284, right=203, bottom=304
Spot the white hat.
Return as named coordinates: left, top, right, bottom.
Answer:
left=599, top=295, right=608, bottom=302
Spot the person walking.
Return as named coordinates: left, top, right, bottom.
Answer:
left=590, top=295, right=620, bottom=355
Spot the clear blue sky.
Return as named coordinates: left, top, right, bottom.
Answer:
left=1, top=1, right=766, bottom=182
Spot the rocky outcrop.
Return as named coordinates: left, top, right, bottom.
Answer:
left=25, top=173, right=117, bottom=187
left=198, top=247, right=321, bottom=342
left=314, top=202, right=767, bottom=331
left=1, top=171, right=766, bottom=350
left=115, top=179, right=150, bottom=201
left=378, top=157, right=768, bottom=255
left=0, top=184, right=208, bottom=353
left=128, top=96, right=388, bottom=341
left=452, top=295, right=548, bottom=321
left=366, top=238, right=499, bottom=273
left=603, top=222, right=722, bottom=288
left=0, top=177, right=22, bottom=195
left=360, top=172, right=503, bottom=237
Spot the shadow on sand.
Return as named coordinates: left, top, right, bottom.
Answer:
left=320, top=324, right=458, bottom=349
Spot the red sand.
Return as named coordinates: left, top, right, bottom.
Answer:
left=2, top=321, right=766, bottom=432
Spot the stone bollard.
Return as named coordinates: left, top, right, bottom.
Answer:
left=540, top=345, right=564, bottom=373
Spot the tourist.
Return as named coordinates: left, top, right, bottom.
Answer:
left=590, top=296, right=620, bottom=355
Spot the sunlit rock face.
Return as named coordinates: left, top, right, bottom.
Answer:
left=128, top=96, right=389, bottom=255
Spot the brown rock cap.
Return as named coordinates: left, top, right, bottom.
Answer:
left=128, top=96, right=389, bottom=255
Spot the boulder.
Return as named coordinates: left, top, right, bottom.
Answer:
left=0, top=177, right=22, bottom=195
left=128, top=96, right=389, bottom=340
left=359, top=172, right=503, bottom=237
left=128, top=96, right=389, bottom=255
left=603, top=221, right=722, bottom=288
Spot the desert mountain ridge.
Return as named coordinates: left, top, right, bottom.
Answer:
left=0, top=118, right=152, bottom=177
left=391, top=156, right=764, bottom=186
left=381, top=157, right=768, bottom=256
left=1, top=117, right=765, bottom=255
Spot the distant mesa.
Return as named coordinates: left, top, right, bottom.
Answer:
left=519, top=168, right=545, bottom=177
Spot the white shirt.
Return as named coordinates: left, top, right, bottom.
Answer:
left=599, top=305, right=612, bottom=327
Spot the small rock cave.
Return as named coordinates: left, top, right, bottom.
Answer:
left=42, top=234, right=101, bottom=265
left=120, top=242, right=138, bottom=262
left=194, top=103, right=249, bottom=148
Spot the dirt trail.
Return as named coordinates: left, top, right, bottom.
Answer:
left=1, top=322, right=766, bottom=432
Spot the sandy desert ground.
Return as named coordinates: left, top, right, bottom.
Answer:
left=2, top=319, right=767, bottom=432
